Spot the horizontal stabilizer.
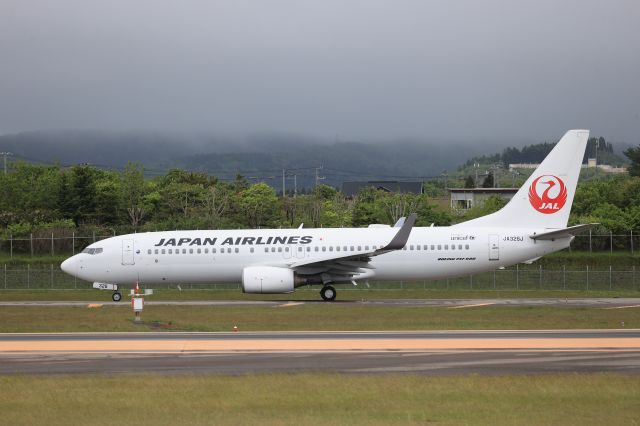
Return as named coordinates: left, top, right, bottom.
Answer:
left=530, top=224, right=599, bottom=241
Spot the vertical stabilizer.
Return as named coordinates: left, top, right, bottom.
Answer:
left=457, top=129, right=589, bottom=229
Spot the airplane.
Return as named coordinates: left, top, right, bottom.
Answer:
left=61, top=129, right=593, bottom=302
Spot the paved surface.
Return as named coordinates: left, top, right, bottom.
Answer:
left=1, top=297, right=640, bottom=308
left=1, top=330, right=639, bottom=375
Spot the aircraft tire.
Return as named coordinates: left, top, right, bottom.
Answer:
left=320, top=285, right=336, bottom=302
left=112, top=292, right=122, bottom=302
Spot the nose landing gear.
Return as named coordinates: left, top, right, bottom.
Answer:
left=320, top=285, right=336, bottom=302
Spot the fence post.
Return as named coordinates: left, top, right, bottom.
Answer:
left=9, top=234, right=12, bottom=259
left=93, top=230, right=96, bottom=243
left=30, top=233, right=33, bottom=257
left=609, top=265, right=613, bottom=290
left=610, top=231, right=613, bottom=254
left=539, top=264, right=542, bottom=289
left=27, top=264, right=30, bottom=289
left=3, top=264, right=6, bottom=289
left=72, top=232, right=75, bottom=255
left=631, top=230, right=634, bottom=255
left=50, top=264, right=53, bottom=288
left=51, top=233, right=54, bottom=256
left=633, top=266, right=636, bottom=291
left=469, top=274, right=473, bottom=289
left=586, top=265, right=589, bottom=291
left=493, top=269, right=496, bottom=289
left=516, top=264, right=519, bottom=290
left=563, top=265, right=566, bottom=290
left=589, top=229, right=592, bottom=253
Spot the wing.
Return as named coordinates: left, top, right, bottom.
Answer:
left=288, top=213, right=417, bottom=282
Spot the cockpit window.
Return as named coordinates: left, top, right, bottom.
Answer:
left=82, top=248, right=103, bottom=255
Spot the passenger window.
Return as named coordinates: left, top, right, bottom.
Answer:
left=465, top=244, right=470, bottom=249
left=250, top=248, right=254, bottom=253
left=271, top=247, right=276, bottom=253
left=430, top=245, right=435, bottom=250
left=278, top=247, right=282, bottom=252
left=459, top=245, right=462, bottom=250
left=205, top=248, right=209, bottom=254
left=154, top=249, right=159, bottom=254
left=322, top=247, right=326, bottom=252
left=168, top=249, right=172, bottom=254
left=403, top=246, right=407, bottom=250
left=182, top=249, right=187, bottom=254
left=298, top=247, right=302, bottom=252
left=329, top=247, right=334, bottom=252
left=147, top=249, right=151, bottom=255
left=451, top=245, right=455, bottom=251
left=437, top=245, right=441, bottom=250
left=336, top=246, right=340, bottom=252
left=221, top=248, right=225, bottom=253
left=212, top=248, right=216, bottom=254
left=357, top=246, right=362, bottom=251
left=306, top=247, right=311, bottom=252
left=350, top=246, right=354, bottom=251
left=343, top=246, right=347, bottom=251
left=410, top=245, right=414, bottom=250
left=315, top=247, right=319, bottom=252
left=365, top=246, right=369, bottom=250
left=285, top=247, right=289, bottom=252
left=189, top=249, right=194, bottom=254
left=265, top=248, right=269, bottom=253
left=235, top=248, right=239, bottom=253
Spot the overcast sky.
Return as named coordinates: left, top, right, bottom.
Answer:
left=0, top=0, right=638, bottom=144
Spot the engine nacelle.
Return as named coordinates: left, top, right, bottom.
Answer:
left=241, top=266, right=295, bottom=294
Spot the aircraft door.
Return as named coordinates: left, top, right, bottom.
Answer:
left=122, top=239, right=135, bottom=265
left=488, top=234, right=499, bottom=261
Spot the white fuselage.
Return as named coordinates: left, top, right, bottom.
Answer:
left=61, top=225, right=570, bottom=286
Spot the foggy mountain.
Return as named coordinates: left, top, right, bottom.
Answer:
left=0, top=130, right=506, bottom=188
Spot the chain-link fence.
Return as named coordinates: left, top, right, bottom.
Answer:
left=0, top=264, right=638, bottom=291
left=0, top=231, right=639, bottom=258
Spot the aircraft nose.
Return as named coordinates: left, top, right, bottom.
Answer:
left=60, top=256, right=77, bottom=275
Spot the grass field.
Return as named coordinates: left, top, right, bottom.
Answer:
left=1, top=374, right=638, bottom=425
left=1, top=304, right=638, bottom=332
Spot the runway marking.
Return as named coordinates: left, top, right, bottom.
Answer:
left=448, top=302, right=495, bottom=309
left=2, top=337, right=639, bottom=354
left=603, top=305, right=640, bottom=310
left=275, top=302, right=305, bottom=308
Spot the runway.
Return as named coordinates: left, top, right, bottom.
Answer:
left=1, top=330, right=639, bottom=375
left=2, top=297, right=640, bottom=308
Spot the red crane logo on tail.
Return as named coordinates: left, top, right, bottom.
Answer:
left=528, top=175, right=567, bottom=214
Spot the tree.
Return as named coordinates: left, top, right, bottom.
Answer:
left=482, top=172, right=494, bottom=188
left=238, top=183, right=280, bottom=228
left=464, top=175, right=475, bottom=188
left=121, top=163, right=147, bottom=230
left=624, top=145, right=640, bottom=177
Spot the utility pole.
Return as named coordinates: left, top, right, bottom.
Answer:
left=282, top=168, right=286, bottom=197
left=315, top=165, right=325, bottom=188
left=0, top=152, right=12, bottom=175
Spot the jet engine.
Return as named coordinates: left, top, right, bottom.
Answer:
left=241, top=266, right=296, bottom=294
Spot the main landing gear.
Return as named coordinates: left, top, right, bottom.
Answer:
left=320, top=285, right=336, bottom=302
left=112, top=291, right=122, bottom=302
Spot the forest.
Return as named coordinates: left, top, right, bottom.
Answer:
left=1, top=150, right=639, bottom=242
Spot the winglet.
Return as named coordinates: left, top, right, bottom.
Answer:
left=377, top=213, right=417, bottom=252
